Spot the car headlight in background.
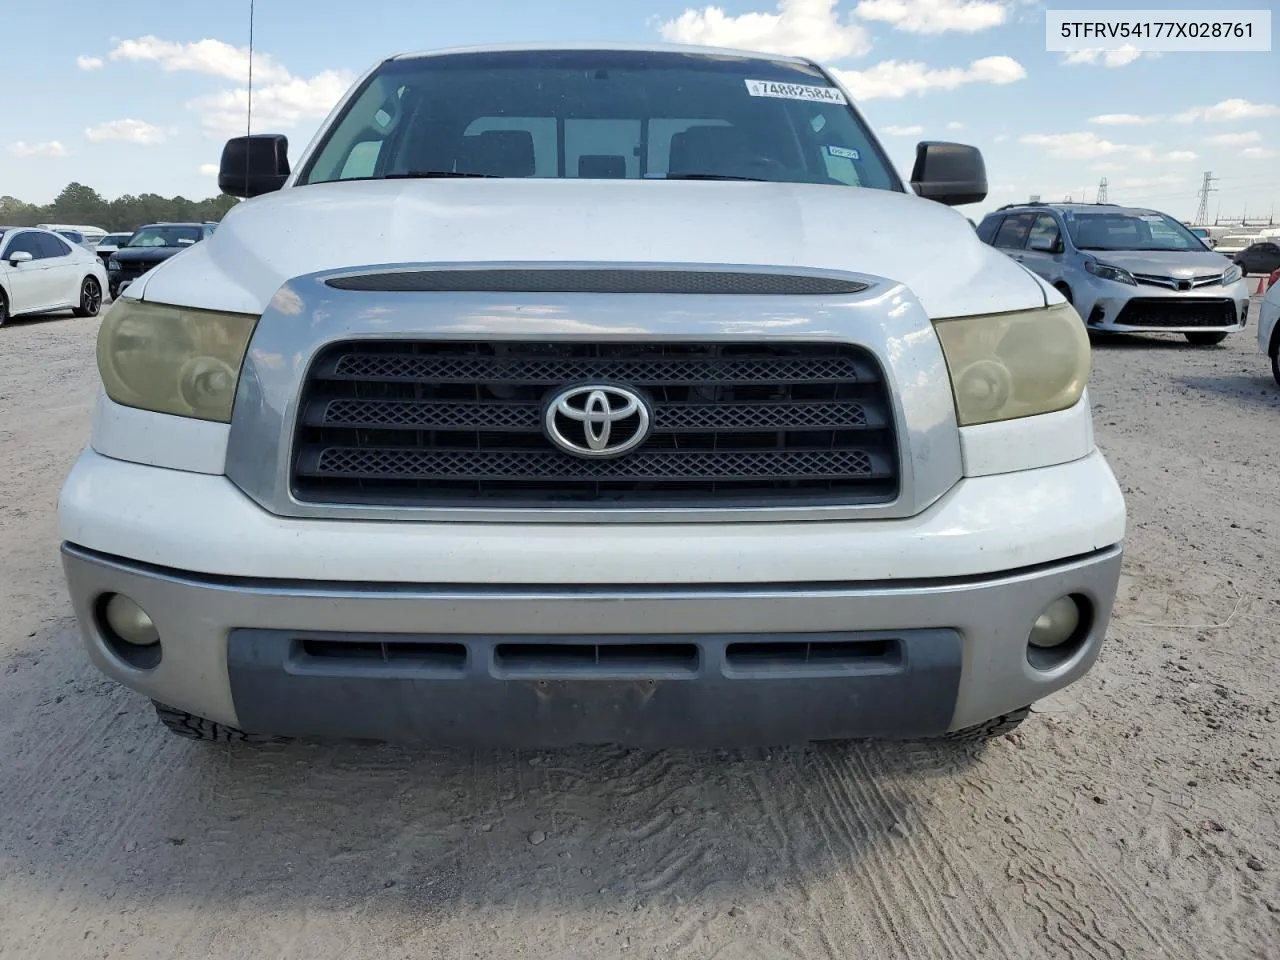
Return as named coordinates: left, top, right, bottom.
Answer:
left=1083, top=260, right=1136, bottom=285
left=1221, top=263, right=1242, bottom=285
left=933, top=303, right=1092, bottom=427
left=96, top=299, right=259, bottom=422
left=107, top=259, right=120, bottom=271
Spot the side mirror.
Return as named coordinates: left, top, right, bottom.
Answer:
left=8, top=251, right=33, bottom=266
left=219, top=134, right=290, bottom=198
left=910, top=141, right=987, bottom=206
left=1029, top=236, right=1061, bottom=253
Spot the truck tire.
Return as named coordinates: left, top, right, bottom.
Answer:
left=152, top=701, right=288, bottom=744
left=944, top=705, right=1030, bottom=742
left=1185, top=331, right=1228, bottom=346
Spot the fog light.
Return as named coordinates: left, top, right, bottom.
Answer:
left=103, top=594, right=159, bottom=646
left=1028, top=596, right=1082, bottom=649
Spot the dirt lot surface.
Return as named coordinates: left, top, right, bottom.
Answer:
left=1, top=303, right=1277, bottom=960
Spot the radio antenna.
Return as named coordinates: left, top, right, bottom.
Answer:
left=244, top=0, right=255, bottom=190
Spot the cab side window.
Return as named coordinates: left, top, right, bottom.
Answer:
left=1027, top=214, right=1061, bottom=251
left=993, top=212, right=1035, bottom=250
left=4, top=232, right=47, bottom=260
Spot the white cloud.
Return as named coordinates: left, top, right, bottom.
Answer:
left=1089, top=113, right=1161, bottom=126
left=103, top=35, right=352, bottom=140
left=832, top=55, right=1025, bottom=100
left=1063, top=45, right=1143, bottom=68
left=882, top=124, right=924, bottom=135
left=853, top=0, right=1009, bottom=34
left=1020, top=132, right=1195, bottom=164
left=1241, top=146, right=1278, bottom=159
left=993, top=133, right=1008, bottom=142
left=84, top=118, right=168, bottom=145
left=10, top=141, right=67, bottom=158
left=658, top=0, right=872, bottom=61
left=1091, top=162, right=1124, bottom=172
left=1206, top=131, right=1262, bottom=146
left=1174, top=99, right=1280, bottom=123
left=109, top=35, right=290, bottom=84
left=76, top=55, right=104, bottom=71
left=946, top=121, right=964, bottom=130
left=199, top=163, right=220, bottom=176
left=192, top=69, right=353, bottom=137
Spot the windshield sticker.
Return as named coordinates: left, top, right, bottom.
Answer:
left=811, top=115, right=827, bottom=133
left=745, top=79, right=848, bottom=105
left=826, top=145, right=860, bottom=160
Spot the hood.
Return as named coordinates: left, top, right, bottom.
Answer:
left=138, top=179, right=1046, bottom=318
left=113, top=246, right=188, bottom=265
left=1080, top=249, right=1232, bottom=277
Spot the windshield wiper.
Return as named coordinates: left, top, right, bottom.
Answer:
left=665, top=173, right=768, bottom=182
left=384, top=170, right=501, bottom=179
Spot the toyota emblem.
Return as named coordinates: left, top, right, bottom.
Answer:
left=544, top=384, right=652, bottom=458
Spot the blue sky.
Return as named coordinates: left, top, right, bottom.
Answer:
left=3, top=0, right=1276, bottom=221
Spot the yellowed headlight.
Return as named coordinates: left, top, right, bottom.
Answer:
left=96, top=299, right=259, bottom=422
left=933, top=303, right=1091, bottom=427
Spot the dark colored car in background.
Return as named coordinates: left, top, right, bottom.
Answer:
left=94, top=232, right=135, bottom=270
left=1234, top=241, right=1280, bottom=277
left=108, top=222, right=216, bottom=298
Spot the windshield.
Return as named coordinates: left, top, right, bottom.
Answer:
left=298, top=49, right=901, bottom=191
left=127, top=226, right=201, bottom=248
left=100, top=234, right=131, bottom=246
left=1067, top=212, right=1208, bottom=251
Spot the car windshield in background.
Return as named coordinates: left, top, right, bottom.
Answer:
left=298, top=49, right=901, bottom=191
left=100, top=234, right=132, bottom=246
left=1067, top=212, right=1207, bottom=252
left=127, top=226, right=201, bottom=248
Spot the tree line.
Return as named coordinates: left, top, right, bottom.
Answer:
left=0, top=183, right=239, bottom=232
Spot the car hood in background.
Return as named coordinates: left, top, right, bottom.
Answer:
left=136, top=179, right=1049, bottom=318
left=1079, top=249, right=1232, bottom=276
left=112, top=246, right=190, bottom=266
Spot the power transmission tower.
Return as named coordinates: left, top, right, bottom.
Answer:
left=1194, top=171, right=1218, bottom=225
left=1096, top=177, right=1108, bottom=204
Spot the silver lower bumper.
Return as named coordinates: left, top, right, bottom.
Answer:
left=62, top=543, right=1123, bottom=745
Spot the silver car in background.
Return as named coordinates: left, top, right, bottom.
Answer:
left=977, top=203, right=1250, bottom=345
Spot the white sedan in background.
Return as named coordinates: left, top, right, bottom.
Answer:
left=0, top=226, right=108, bottom=326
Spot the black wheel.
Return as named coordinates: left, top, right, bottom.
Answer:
left=1185, top=331, right=1228, bottom=346
left=944, top=706, right=1030, bottom=742
left=73, top=276, right=103, bottom=318
left=1271, top=346, right=1280, bottom=387
left=0, top=289, right=8, bottom=327
left=1054, top=283, right=1073, bottom=305
left=152, top=701, right=289, bottom=744
left=108, top=282, right=121, bottom=300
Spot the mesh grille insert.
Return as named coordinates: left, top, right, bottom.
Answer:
left=292, top=340, right=899, bottom=508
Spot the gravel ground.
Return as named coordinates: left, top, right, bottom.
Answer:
left=1, top=300, right=1277, bottom=960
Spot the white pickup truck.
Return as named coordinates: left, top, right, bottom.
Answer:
left=59, top=43, right=1126, bottom=747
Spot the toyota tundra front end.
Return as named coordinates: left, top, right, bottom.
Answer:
left=58, top=44, right=1125, bottom=747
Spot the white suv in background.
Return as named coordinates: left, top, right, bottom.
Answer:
left=977, top=203, right=1249, bottom=345
left=59, top=43, right=1125, bottom=748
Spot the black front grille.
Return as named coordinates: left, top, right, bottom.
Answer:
left=112, top=261, right=152, bottom=282
left=292, top=341, right=899, bottom=508
left=1114, top=298, right=1236, bottom=328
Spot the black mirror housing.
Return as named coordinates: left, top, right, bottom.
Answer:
left=910, top=141, right=987, bottom=206
left=219, top=134, right=291, bottom=198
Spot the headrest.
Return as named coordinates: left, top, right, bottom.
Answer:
left=456, top=130, right=535, bottom=177
left=578, top=154, right=627, bottom=178
left=668, top=126, right=751, bottom=175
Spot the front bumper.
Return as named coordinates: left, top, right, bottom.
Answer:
left=1077, top=278, right=1250, bottom=334
left=63, top=544, right=1122, bottom=746
left=60, top=449, right=1125, bottom=746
